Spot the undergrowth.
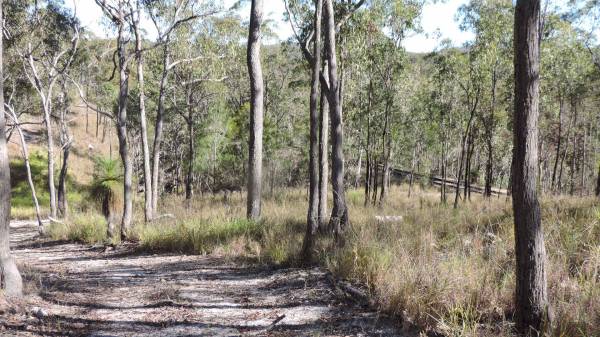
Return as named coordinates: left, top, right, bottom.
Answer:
left=42, top=185, right=599, bottom=336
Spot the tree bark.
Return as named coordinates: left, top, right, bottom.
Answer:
left=512, top=0, right=550, bottom=334
left=595, top=163, right=600, bottom=197
left=43, top=100, right=57, bottom=219
left=246, top=0, right=265, bottom=221
left=318, top=79, right=329, bottom=224
left=116, top=17, right=133, bottom=241
left=379, top=99, right=392, bottom=206
left=324, top=0, right=348, bottom=237
left=133, top=5, right=153, bottom=222
left=152, top=43, right=170, bottom=216
left=57, top=81, right=71, bottom=219
left=550, top=95, right=563, bottom=191
left=0, top=0, right=23, bottom=295
left=302, top=0, right=323, bottom=261
left=185, top=87, right=195, bottom=201
left=454, top=107, right=476, bottom=209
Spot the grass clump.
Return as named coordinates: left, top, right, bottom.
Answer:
left=47, top=213, right=107, bottom=244
left=135, top=218, right=264, bottom=255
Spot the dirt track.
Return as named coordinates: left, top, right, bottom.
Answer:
left=1, top=221, right=412, bottom=337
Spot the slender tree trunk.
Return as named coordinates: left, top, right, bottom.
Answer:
left=484, top=66, right=497, bottom=197
left=185, top=103, right=195, bottom=201
left=558, top=98, right=576, bottom=193
left=246, top=0, right=265, bottom=220
left=363, top=80, right=372, bottom=206
left=379, top=99, right=392, bottom=206
left=551, top=95, right=563, bottom=191
left=152, top=43, right=170, bottom=216
left=441, top=126, right=447, bottom=204
left=57, top=144, right=70, bottom=218
left=355, top=148, right=362, bottom=189
left=6, top=109, right=43, bottom=229
left=569, top=99, right=579, bottom=196
left=595, top=163, right=600, bottom=197
left=408, top=140, right=419, bottom=198
left=454, top=109, right=475, bottom=209
left=43, top=103, right=57, bottom=219
left=513, top=1, right=550, bottom=334
left=57, top=81, right=70, bottom=219
left=116, top=20, right=133, bottom=241
left=0, top=0, right=23, bottom=294
left=318, top=68, right=329, bottom=224
left=581, top=123, right=587, bottom=196
left=302, top=0, right=323, bottom=261
left=372, top=156, right=379, bottom=205
left=325, top=0, right=348, bottom=237
left=133, top=11, right=153, bottom=222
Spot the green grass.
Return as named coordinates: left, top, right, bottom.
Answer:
left=47, top=213, right=107, bottom=244
left=10, top=151, right=87, bottom=214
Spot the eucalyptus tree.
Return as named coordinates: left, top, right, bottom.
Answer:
left=0, top=0, right=23, bottom=297
left=459, top=0, right=513, bottom=197
left=94, top=0, right=135, bottom=240
left=512, top=0, right=550, bottom=334
left=246, top=0, right=265, bottom=220
left=131, top=0, right=153, bottom=222
left=17, top=1, right=80, bottom=223
left=285, top=0, right=365, bottom=231
left=301, top=0, right=322, bottom=261
left=146, top=0, right=217, bottom=216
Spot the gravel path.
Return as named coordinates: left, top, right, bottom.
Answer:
left=1, top=221, right=413, bottom=337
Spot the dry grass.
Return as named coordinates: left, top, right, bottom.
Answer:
left=44, top=185, right=599, bottom=336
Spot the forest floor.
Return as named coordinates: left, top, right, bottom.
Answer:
left=1, top=221, right=412, bottom=337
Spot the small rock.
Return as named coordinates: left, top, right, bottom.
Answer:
left=31, top=306, right=48, bottom=319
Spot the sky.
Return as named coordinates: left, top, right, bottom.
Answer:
left=68, top=0, right=474, bottom=53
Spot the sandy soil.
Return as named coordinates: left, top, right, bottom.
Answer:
left=1, top=221, right=414, bottom=337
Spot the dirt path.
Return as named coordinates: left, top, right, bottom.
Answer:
left=1, top=221, right=412, bottom=337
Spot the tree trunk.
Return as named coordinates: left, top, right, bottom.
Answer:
left=0, top=0, right=23, bottom=294
left=116, top=20, right=133, bottom=241
left=43, top=103, right=57, bottom=219
left=379, top=99, right=392, bottom=206
left=595, top=163, right=600, bottom=197
left=318, top=80, right=329, bottom=224
left=302, top=0, right=323, bottom=261
left=57, top=81, right=71, bottom=219
left=133, top=10, right=153, bottom=222
left=152, top=43, right=170, bottom=216
left=484, top=66, right=498, bottom=197
left=363, top=80, right=372, bottom=206
left=324, top=0, right=348, bottom=237
left=512, top=1, right=550, bottom=334
left=57, top=144, right=70, bottom=218
left=355, top=148, right=362, bottom=189
left=550, top=95, right=563, bottom=191
left=408, top=140, right=419, bottom=198
left=246, top=0, right=265, bottom=220
left=557, top=98, right=576, bottom=193
left=454, top=110, right=475, bottom=209
left=569, top=99, right=579, bottom=196
left=6, top=109, right=43, bottom=229
left=185, top=101, right=195, bottom=201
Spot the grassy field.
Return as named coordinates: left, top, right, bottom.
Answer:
left=36, top=185, right=599, bottom=337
